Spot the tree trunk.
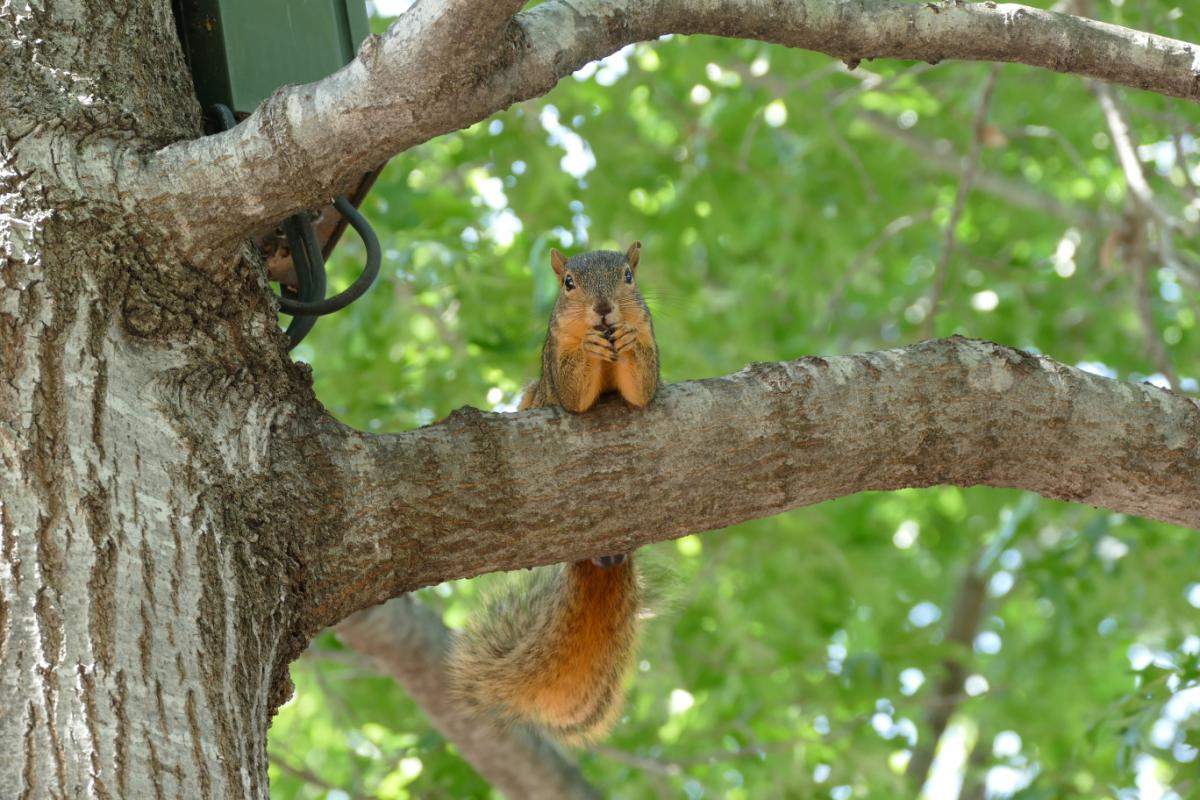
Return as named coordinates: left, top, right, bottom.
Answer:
left=4, top=0, right=1199, bottom=797
left=0, top=3, right=314, bottom=796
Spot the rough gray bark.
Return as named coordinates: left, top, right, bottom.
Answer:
left=1, top=2, right=323, bottom=797
left=309, top=337, right=1200, bottom=624
left=3, top=0, right=1200, bottom=798
left=336, top=598, right=601, bottom=800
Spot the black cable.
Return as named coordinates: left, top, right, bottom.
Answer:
left=206, top=104, right=382, bottom=348
left=281, top=215, right=321, bottom=347
left=209, top=102, right=237, bottom=132
left=276, top=197, right=381, bottom=317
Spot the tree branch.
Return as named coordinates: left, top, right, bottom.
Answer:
left=856, top=109, right=1105, bottom=228
left=296, top=337, right=1200, bottom=630
left=1064, top=4, right=1186, bottom=389
left=819, top=209, right=935, bottom=331
left=907, top=567, right=988, bottom=789
left=923, top=64, right=1001, bottom=338
left=335, top=596, right=600, bottom=800
left=268, top=752, right=377, bottom=800
left=1071, top=0, right=1200, bottom=290
left=133, top=0, right=1200, bottom=260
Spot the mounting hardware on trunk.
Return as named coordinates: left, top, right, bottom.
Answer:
left=173, top=0, right=384, bottom=349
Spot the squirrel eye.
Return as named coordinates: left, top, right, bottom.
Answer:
left=563, top=274, right=575, bottom=291
left=624, top=268, right=633, bottom=284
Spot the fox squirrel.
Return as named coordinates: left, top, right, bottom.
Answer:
left=448, top=241, right=658, bottom=745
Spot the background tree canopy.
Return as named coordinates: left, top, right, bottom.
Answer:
left=267, top=1, right=1200, bottom=797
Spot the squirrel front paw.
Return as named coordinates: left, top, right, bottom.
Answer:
left=611, top=322, right=639, bottom=356
left=584, top=328, right=619, bottom=362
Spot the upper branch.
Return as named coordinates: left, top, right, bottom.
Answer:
left=132, top=0, right=1200, bottom=261
left=298, top=337, right=1200, bottom=630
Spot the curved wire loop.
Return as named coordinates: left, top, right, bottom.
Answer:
left=208, top=104, right=382, bottom=349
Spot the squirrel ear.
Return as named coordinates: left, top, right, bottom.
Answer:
left=550, top=248, right=568, bottom=278
left=626, top=240, right=641, bottom=271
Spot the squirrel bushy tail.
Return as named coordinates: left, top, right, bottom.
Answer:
left=448, top=241, right=656, bottom=745
left=448, top=559, right=641, bottom=745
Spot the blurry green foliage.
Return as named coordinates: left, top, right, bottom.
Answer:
left=270, top=1, right=1200, bottom=797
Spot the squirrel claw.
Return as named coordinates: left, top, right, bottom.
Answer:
left=584, top=329, right=619, bottom=362
left=591, top=553, right=627, bottom=568
left=612, top=323, right=638, bottom=355
left=584, top=344, right=618, bottom=362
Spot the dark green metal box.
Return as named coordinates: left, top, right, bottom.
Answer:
left=173, top=0, right=370, bottom=114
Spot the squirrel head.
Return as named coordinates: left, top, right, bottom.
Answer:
left=549, top=241, right=642, bottom=331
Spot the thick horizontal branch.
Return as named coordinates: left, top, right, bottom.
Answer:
left=299, top=337, right=1200, bottom=629
left=132, top=0, right=1200, bottom=260
left=335, top=597, right=599, bottom=800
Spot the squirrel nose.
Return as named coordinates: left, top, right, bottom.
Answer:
left=595, top=302, right=613, bottom=316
